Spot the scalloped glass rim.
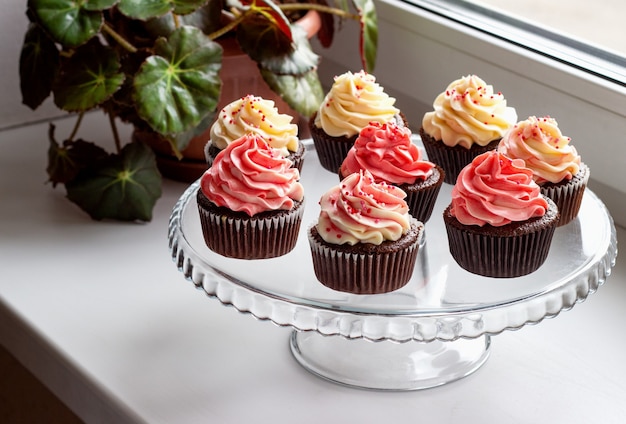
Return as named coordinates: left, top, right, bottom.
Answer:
left=168, top=139, right=618, bottom=342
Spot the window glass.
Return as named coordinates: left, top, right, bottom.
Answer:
left=404, top=0, right=626, bottom=85
left=465, top=0, right=625, bottom=57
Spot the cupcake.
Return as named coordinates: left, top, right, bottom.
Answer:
left=204, top=94, right=305, bottom=171
left=310, top=70, right=406, bottom=173
left=308, top=170, right=424, bottom=294
left=197, top=133, right=304, bottom=259
left=339, top=121, right=444, bottom=223
left=419, top=75, right=517, bottom=184
left=497, top=116, right=589, bottom=226
left=443, top=151, right=559, bottom=278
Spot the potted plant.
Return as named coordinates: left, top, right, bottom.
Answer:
left=20, top=0, right=378, bottom=221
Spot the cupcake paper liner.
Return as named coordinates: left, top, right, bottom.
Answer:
left=402, top=165, right=445, bottom=223
left=308, top=221, right=423, bottom=294
left=309, top=126, right=356, bottom=173
left=419, top=128, right=500, bottom=184
left=443, top=198, right=559, bottom=278
left=540, top=163, right=589, bottom=227
left=197, top=190, right=304, bottom=259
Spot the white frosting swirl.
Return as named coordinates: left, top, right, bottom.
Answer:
left=422, top=75, right=517, bottom=149
left=497, top=116, right=581, bottom=184
left=209, top=95, right=298, bottom=157
left=316, top=170, right=411, bottom=245
left=314, top=71, right=399, bottom=137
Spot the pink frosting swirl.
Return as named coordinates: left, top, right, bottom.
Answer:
left=497, top=116, right=581, bottom=184
left=340, top=122, right=435, bottom=184
left=451, top=151, right=548, bottom=226
left=317, top=170, right=411, bottom=245
left=200, top=134, right=304, bottom=216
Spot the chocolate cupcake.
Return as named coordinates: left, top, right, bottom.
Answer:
left=497, top=116, right=589, bottom=226
left=443, top=151, right=559, bottom=278
left=198, top=133, right=304, bottom=259
left=539, top=163, right=589, bottom=226
left=204, top=94, right=305, bottom=172
left=420, top=75, right=517, bottom=184
left=310, top=70, right=404, bottom=173
left=339, top=121, right=444, bottom=223
left=308, top=170, right=423, bottom=294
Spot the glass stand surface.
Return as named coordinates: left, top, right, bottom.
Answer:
left=290, top=331, right=491, bottom=391
left=168, top=138, right=618, bottom=391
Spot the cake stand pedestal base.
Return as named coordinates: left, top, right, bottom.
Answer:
left=289, top=330, right=491, bottom=391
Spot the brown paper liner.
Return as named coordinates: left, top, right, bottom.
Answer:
left=308, top=220, right=423, bottom=294
left=197, top=189, right=304, bottom=259
left=401, top=165, right=444, bottom=223
left=540, top=163, right=589, bottom=227
left=419, top=127, right=500, bottom=185
left=443, top=198, right=559, bottom=278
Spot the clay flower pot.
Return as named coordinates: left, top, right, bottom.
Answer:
left=137, top=10, right=321, bottom=183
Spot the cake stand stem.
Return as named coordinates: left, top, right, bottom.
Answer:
left=289, top=330, right=491, bottom=391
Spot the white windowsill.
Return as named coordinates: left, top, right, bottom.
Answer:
left=0, top=111, right=624, bottom=423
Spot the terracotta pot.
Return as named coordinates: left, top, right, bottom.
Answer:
left=138, top=11, right=321, bottom=183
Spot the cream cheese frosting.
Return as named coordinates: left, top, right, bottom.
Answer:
left=451, top=151, right=548, bottom=227
left=497, top=116, right=581, bottom=184
left=422, top=75, right=517, bottom=149
left=314, top=71, right=399, bottom=137
left=209, top=95, right=299, bottom=157
left=201, top=134, right=304, bottom=216
left=316, top=170, right=411, bottom=245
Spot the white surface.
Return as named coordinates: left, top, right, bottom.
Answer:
left=1, top=113, right=625, bottom=424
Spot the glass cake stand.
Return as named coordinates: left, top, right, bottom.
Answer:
left=168, top=139, right=618, bottom=391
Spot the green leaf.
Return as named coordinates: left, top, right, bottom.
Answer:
left=118, top=0, right=171, bottom=20
left=20, top=23, right=60, bottom=109
left=171, top=0, right=212, bottom=15
left=238, top=20, right=319, bottom=75
left=142, top=2, right=223, bottom=38
left=83, top=0, right=119, bottom=11
left=133, top=25, right=222, bottom=138
left=118, top=0, right=208, bottom=20
left=65, top=142, right=162, bottom=222
left=236, top=13, right=292, bottom=63
left=352, top=0, right=377, bottom=72
left=46, top=123, right=109, bottom=187
left=29, top=0, right=103, bottom=48
left=260, top=68, right=324, bottom=118
left=243, top=0, right=293, bottom=42
left=53, top=39, right=125, bottom=112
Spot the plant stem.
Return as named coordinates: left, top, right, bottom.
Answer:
left=67, top=112, right=84, bottom=143
left=279, top=3, right=359, bottom=21
left=101, top=22, right=138, bottom=54
left=108, top=113, right=122, bottom=154
left=208, top=10, right=248, bottom=40
left=208, top=4, right=359, bottom=40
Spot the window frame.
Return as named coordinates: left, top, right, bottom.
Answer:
left=406, top=0, right=626, bottom=87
